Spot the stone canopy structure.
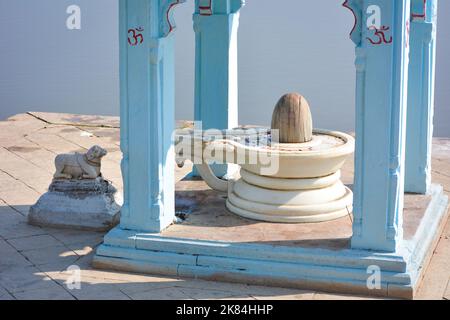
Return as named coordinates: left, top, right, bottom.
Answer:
left=93, top=0, right=448, bottom=299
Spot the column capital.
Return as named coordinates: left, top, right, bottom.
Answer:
left=196, top=0, right=245, bottom=15
left=411, top=0, right=438, bottom=23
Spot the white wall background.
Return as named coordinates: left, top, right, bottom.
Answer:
left=0, top=0, right=449, bottom=136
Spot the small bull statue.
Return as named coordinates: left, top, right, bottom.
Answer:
left=53, top=145, right=108, bottom=180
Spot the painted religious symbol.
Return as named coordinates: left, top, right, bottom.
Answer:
left=367, top=25, right=393, bottom=45
left=128, top=27, right=144, bottom=46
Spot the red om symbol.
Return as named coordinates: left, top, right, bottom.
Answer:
left=367, top=25, right=393, bottom=45
left=128, top=27, right=144, bottom=46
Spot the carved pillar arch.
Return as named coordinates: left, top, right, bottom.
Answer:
left=344, top=0, right=411, bottom=252
left=343, top=0, right=364, bottom=46
left=193, top=0, right=245, bottom=177
left=119, top=0, right=185, bottom=233
left=405, top=0, right=438, bottom=194
left=160, top=0, right=187, bottom=37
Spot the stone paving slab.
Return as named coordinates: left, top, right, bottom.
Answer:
left=0, top=240, right=33, bottom=271
left=0, top=265, right=56, bottom=293
left=0, top=114, right=48, bottom=149
left=6, top=140, right=57, bottom=174
left=0, top=220, right=48, bottom=241
left=7, top=234, right=64, bottom=251
left=48, top=126, right=121, bottom=152
left=29, top=112, right=120, bottom=128
left=0, top=112, right=448, bottom=300
left=12, top=286, right=75, bottom=300
left=444, top=281, right=450, bottom=300
left=416, top=221, right=450, bottom=300
left=20, top=245, right=79, bottom=267
left=0, top=289, right=15, bottom=300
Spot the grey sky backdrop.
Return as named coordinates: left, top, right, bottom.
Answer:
left=0, top=0, right=449, bottom=136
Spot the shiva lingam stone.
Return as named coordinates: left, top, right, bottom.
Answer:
left=176, top=93, right=355, bottom=223
left=225, top=94, right=354, bottom=223
left=271, top=93, right=313, bottom=143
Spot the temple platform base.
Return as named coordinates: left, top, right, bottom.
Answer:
left=94, top=174, right=449, bottom=299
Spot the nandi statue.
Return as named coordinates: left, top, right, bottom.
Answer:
left=54, top=145, right=107, bottom=180
left=29, top=145, right=120, bottom=231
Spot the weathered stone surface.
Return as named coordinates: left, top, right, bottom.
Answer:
left=0, top=240, right=33, bottom=271
left=0, top=288, right=15, bottom=300
left=28, top=178, right=120, bottom=231
left=7, top=234, right=62, bottom=251
left=13, top=286, right=75, bottom=300
left=127, top=287, right=190, bottom=300
left=0, top=266, right=55, bottom=293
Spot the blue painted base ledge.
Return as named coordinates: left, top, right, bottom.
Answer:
left=93, top=185, right=449, bottom=299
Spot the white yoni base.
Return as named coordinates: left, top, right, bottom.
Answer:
left=226, top=169, right=353, bottom=223
left=94, top=185, right=448, bottom=299
left=29, top=178, right=121, bottom=231
left=177, top=129, right=355, bottom=223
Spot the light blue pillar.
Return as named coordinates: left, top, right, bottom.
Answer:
left=405, top=0, right=438, bottom=194
left=344, top=0, right=411, bottom=252
left=193, top=0, right=244, bottom=177
left=119, top=0, right=184, bottom=233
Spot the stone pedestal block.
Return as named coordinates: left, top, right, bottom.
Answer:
left=28, top=178, right=120, bottom=231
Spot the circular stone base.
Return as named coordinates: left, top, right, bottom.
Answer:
left=240, top=169, right=341, bottom=191
left=227, top=187, right=353, bottom=223
left=226, top=170, right=353, bottom=223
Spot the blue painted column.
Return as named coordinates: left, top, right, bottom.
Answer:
left=405, top=0, right=438, bottom=194
left=344, top=0, right=411, bottom=252
left=119, top=0, right=184, bottom=233
left=193, top=0, right=244, bottom=177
